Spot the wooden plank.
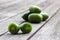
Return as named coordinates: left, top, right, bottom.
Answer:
left=0, top=0, right=52, bottom=35
left=30, top=7, right=60, bottom=40
left=28, top=3, right=60, bottom=40
left=0, top=0, right=46, bottom=21
left=0, top=0, right=52, bottom=22
left=0, top=2, right=59, bottom=40
left=0, top=0, right=45, bottom=16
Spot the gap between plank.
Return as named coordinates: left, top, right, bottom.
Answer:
left=0, top=1, right=52, bottom=37
left=0, top=0, right=47, bottom=23
left=27, top=8, right=60, bottom=40
left=0, top=21, right=24, bottom=36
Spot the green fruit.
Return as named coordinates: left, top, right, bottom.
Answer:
left=41, top=12, right=49, bottom=21
left=29, top=5, right=42, bottom=13
left=28, top=13, right=43, bottom=23
left=22, top=12, right=40, bottom=21
left=21, top=22, right=32, bottom=34
left=8, top=23, right=19, bottom=34
left=22, top=13, right=30, bottom=21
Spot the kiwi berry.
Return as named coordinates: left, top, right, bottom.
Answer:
left=29, top=5, right=42, bottom=13
left=8, top=23, right=20, bottom=34
left=21, top=22, right=32, bottom=34
left=28, top=13, right=43, bottom=23
left=22, top=13, right=30, bottom=21
left=41, top=12, right=49, bottom=21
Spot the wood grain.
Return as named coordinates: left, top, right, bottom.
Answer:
left=0, top=0, right=60, bottom=40
left=0, top=1, right=59, bottom=40
left=0, top=0, right=51, bottom=35
left=0, top=0, right=46, bottom=21
left=30, top=8, right=60, bottom=40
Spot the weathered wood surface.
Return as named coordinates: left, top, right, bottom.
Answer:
left=0, top=0, right=60, bottom=40
left=0, top=1, right=60, bottom=40
left=0, top=0, right=51, bottom=35
left=0, top=0, right=45, bottom=20
left=30, top=8, right=60, bottom=40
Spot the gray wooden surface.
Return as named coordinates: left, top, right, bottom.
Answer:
left=0, top=0, right=57, bottom=20
left=0, top=0, right=60, bottom=40
left=0, top=0, right=48, bottom=35
left=0, top=0, right=45, bottom=21
left=30, top=8, right=60, bottom=40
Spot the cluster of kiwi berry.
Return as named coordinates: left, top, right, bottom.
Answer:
left=8, top=22, right=32, bottom=34
left=22, top=5, right=49, bottom=23
left=8, top=5, right=49, bottom=34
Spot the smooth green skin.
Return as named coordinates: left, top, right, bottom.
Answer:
left=21, top=22, right=32, bottom=34
left=29, top=5, right=42, bottom=13
left=22, top=13, right=30, bottom=21
left=22, top=12, right=40, bottom=21
left=8, top=23, right=20, bottom=34
left=41, top=12, right=49, bottom=21
left=28, top=13, right=43, bottom=23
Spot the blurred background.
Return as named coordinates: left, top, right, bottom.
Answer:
left=0, top=0, right=46, bottom=21
left=0, top=0, right=59, bottom=21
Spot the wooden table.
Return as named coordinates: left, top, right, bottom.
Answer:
left=0, top=0, right=60, bottom=40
